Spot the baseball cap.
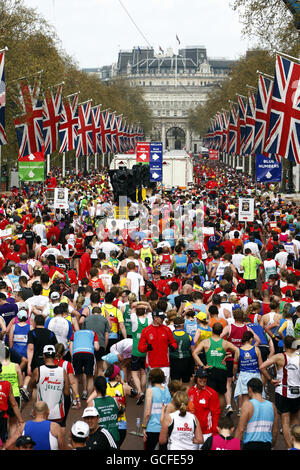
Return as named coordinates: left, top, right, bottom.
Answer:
left=43, top=345, right=56, bottom=356
left=82, top=407, right=99, bottom=418
left=203, top=281, right=213, bottom=290
left=292, top=339, right=300, bottom=350
left=165, top=271, right=173, bottom=279
left=195, top=367, right=208, bottom=378
left=101, top=353, right=119, bottom=365
left=71, top=420, right=90, bottom=439
left=153, top=310, right=166, bottom=320
left=50, top=291, right=60, bottom=301
left=17, top=309, right=28, bottom=320
left=143, top=240, right=149, bottom=247
left=42, top=239, right=48, bottom=246
left=196, top=312, right=208, bottom=322
left=15, top=435, right=36, bottom=448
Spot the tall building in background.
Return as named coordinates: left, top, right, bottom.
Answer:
left=83, top=46, right=235, bottom=153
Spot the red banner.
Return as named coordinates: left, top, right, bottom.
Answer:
left=209, top=149, right=219, bottom=160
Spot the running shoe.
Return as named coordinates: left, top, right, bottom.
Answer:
left=72, top=399, right=81, bottom=409
left=20, top=387, right=30, bottom=401
left=81, top=391, right=88, bottom=400
left=224, top=404, right=233, bottom=416
left=136, top=393, right=145, bottom=406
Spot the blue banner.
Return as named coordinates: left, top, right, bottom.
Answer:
left=255, top=154, right=282, bottom=183
left=150, top=142, right=163, bottom=182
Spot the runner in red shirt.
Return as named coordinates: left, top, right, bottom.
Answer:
left=188, top=368, right=221, bottom=440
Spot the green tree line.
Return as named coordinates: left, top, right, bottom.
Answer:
left=0, top=0, right=153, bottom=168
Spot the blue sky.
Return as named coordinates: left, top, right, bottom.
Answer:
left=23, top=0, right=254, bottom=68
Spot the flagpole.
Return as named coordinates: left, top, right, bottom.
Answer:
left=65, top=91, right=80, bottom=100
left=256, top=70, right=274, bottom=80
left=62, top=152, right=66, bottom=178
left=275, top=50, right=300, bottom=63
left=47, top=154, right=50, bottom=176
left=95, top=153, right=98, bottom=171
left=9, top=69, right=43, bottom=85
left=0, top=146, right=2, bottom=193
left=46, top=81, right=65, bottom=90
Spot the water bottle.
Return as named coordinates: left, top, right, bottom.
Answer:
left=136, top=417, right=141, bottom=435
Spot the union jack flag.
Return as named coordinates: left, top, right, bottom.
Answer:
left=110, top=112, right=118, bottom=153
left=221, top=111, right=229, bottom=153
left=227, top=104, right=238, bottom=155
left=91, top=105, right=102, bottom=154
left=237, top=95, right=247, bottom=155
left=122, top=121, right=129, bottom=151
left=100, top=110, right=112, bottom=154
left=0, top=51, right=7, bottom=146
left=59, top=93, right=79, bottom=153
left=243, top=91, right=256, bottom=156
left=13, top=77, right=44, bottom=158
left=264, top=54, right=300, bottom=164
left=215, top=113, right=223, bottom=150
left=129, top=124, right=136, bottom=150
left=253, top=74, right=274, bottom=155
left=137, top=125, right=144, bottom=142
left=42, top=84, right=63, bottom=155
left=76, top=101, right=94, bottom=158
left=115, top=115, right=124, bottom=152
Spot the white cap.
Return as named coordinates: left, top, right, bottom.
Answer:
left=50, top=291, right=60, bottom=301
left=43, top=345, right=56, bottom=355
left=82, top=407, right=99, bottom=418
left=71, top=420, right=89, bottom=439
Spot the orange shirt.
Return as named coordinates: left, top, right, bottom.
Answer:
left=89, top=278, right=105, bottom=291
left=209, top=317, right=227, bottom=329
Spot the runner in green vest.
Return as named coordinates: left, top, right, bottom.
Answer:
left=87, top=376, right=121, bottom=445
left=0, top=347, right=23, bottom=436
left=130, top=303, right=153, bottom=405
left=122, top=302, right=133, bottom=339
left=170, top=316, right=193, bottom=384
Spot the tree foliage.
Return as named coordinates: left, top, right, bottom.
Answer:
left=189, top=49, right=276, bottom=136
left=0, top=0, right=152, bottom=166
left=231, top=0, right=300, bottom=56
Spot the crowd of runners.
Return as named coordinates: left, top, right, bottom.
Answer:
left=0, top=159, right=300, bottom=451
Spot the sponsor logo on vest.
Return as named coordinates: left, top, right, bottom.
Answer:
left=177, top=422, right=192, bottom=432
left=41, top=376, right=61, bottom=386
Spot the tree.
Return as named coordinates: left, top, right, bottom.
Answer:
left=188, top=49, right=276, bottom=136
left=231, top=0, right=300, bottom=56
left=0, top=0, right=152, bottom=170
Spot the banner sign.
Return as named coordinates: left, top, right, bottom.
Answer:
left=54, top=188, right=69, bottom=210
left=238, top=197, right=255, bottom=222
left=150, top=142, right=163, bottom=182
left=255, top=154, right=282, bottom=183
left=136, top=142, right=150, bottom=164
left=209, top=149, right=219, bottom=160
